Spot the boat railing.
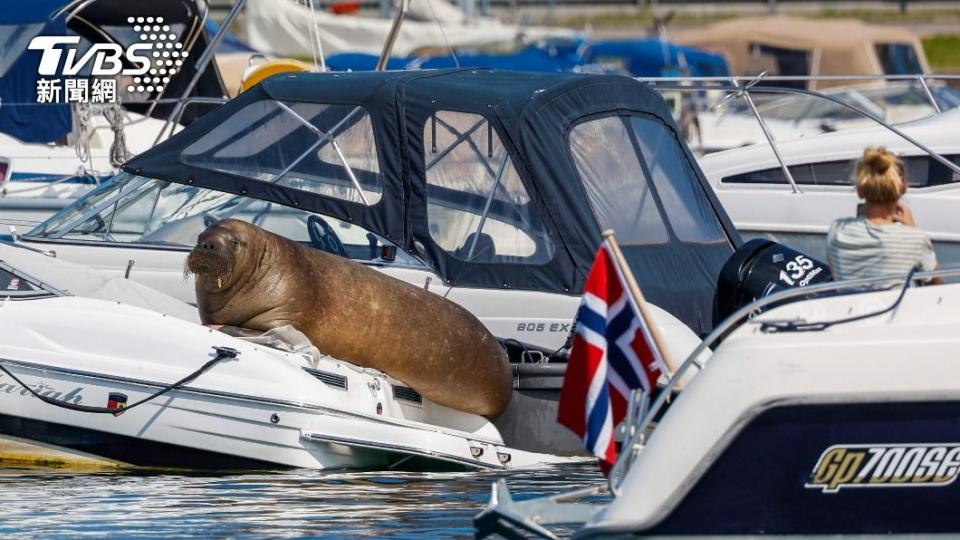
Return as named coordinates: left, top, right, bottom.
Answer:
left=608, top=265, right=960, bottom=495
left=636, top=73, right=960, bottom=195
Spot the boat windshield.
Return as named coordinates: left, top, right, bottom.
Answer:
left=0, top=262, right=56, bottom=299
left=27, top=172, right=423, bottom=265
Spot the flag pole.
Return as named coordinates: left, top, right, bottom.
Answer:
left=602, top=230, right=678, bottom=374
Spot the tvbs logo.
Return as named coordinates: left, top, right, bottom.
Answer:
left=28, top=16, right=185, bottom=91
left=806, top=443, right=960, bottom=493
left=30, top=35, right=153, bottom=76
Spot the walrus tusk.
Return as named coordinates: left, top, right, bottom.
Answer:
left=217, top=276, right=222, bottom=288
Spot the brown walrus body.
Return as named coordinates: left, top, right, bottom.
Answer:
left=186, top=219, right=512, bottom=417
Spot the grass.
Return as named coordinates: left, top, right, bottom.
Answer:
left=923, top=35, right=960, bottom=70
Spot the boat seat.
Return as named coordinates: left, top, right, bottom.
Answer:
left=455, top=232, right=496, bottom=262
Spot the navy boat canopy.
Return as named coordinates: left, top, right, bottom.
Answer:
left=124, top=69, right=739, bottom=334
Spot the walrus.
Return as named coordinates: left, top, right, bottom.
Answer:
left=185, top=219, right=512, bottom=417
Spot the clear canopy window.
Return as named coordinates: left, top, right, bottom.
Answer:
left=423, top=111, right=554, bottom=264
left=28, top=173, right=420, bottom=265
left=181, top=100, right=383, bottom=206
left=569, top=116, right=668, bottom=245
left=629, top=116, right=726, bottom=244
left=570, top=114, right=726, bottom=245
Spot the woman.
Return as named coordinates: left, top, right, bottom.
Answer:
left=826, top=147, right=939, bottom=283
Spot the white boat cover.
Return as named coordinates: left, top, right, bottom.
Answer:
left=245, top=0, right=575, bottom=57
left=407, top=0, right=465, bottom=23
left=0, top=243, right=200, bottom=323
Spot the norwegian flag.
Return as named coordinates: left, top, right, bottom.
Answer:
left=557, top=240, right=670, bottom=473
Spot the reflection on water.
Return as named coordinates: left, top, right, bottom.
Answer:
left=0, top=463, right=606, bottom=538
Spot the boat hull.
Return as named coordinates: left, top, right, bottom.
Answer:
left=648, top=401, right=960, bottom=535
left=0, top=295, right=579, bottom=471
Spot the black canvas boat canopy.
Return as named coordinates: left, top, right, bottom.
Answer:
left=124, top=69, right=739, bottom=334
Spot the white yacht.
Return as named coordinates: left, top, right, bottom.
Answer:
left=476, top=265, right=960, bottom=537
left=699, top=108, right=960, bottom=263
left=10, top=69, right=749, bottom=455
left=0, top=241, right=581, bottom=471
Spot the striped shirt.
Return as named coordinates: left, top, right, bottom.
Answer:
left=826, top=217, right=937, bottom=281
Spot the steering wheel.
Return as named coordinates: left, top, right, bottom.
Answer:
left=77, top=214, right=107, bottom=235
left=307, top=215, right=348, bottom=258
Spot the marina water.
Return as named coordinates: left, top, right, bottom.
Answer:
left=0, top=463, right=605, bottom=537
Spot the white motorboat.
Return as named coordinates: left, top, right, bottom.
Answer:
left=0, top=241, right=578, bottom=471
left=699, top=107, right=960, bottom=264
left=0, top=0, right=231, bottom=226
left=243, top=0, right=576, bottom=59
left=476, top=264, right=960, bottom=536
left=14, top=69, right=738, bottom=343
left=0, top=114, right=175, bottom=226
left=680, top=80, right=960, bottom=154
left=11, top=68, right=747, bottom=455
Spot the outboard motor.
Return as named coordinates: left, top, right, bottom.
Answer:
left=714, top=238, right=832, bottom=326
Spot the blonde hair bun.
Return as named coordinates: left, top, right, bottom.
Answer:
left=855, top=146, right=903, bottom=205
left=861, top=147, right=897, bottom=175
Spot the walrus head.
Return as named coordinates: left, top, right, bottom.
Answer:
left=186, top=219, right=251, bottom=290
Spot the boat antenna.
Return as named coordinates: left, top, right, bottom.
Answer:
left=426, top=0, right=460, bottom=68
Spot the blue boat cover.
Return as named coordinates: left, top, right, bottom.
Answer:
left=0, top=0, right=71, bottom=143
left=583, top=39, right=729, bottom=77
left=2, top=0, right=68, bottom=24
left=325, top=38, right=729, bottom=78
left=327, top=45, right=591, bottom=73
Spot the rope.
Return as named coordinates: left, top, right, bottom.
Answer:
left=104, top=102, right=131, bottom=168
left=73, top=102, right=92, bottom=164
left=0, top=346, right=239, bottom=416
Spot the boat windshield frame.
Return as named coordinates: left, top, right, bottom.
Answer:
left=24, top=173, right=426, bottom=268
